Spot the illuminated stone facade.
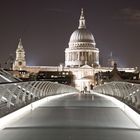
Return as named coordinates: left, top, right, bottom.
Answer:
left=13, top=39, right=26, bottom=70
left=12, top=9, right=135, bottom=91
left=65, top=9, right=99, bottom=67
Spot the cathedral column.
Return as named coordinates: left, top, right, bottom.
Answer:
left=71, top=52, right=73, bottom=61
left=73, top=52, right=76, bottom=61
left=96, top=52, right=99, bottom=65
left=76, top=52, right=78, bottom=60
left=70, top=52, right=71, bottom=61
left=92, top=52, right=94, bottom=62
left=73, top=52, right=75, bottom=61
left=82, top=52, right=85, bottom=61
left=78, top=52, right=80, bottom=60
left=79, top=52, right=81, bottom=61
left=85, top=52, right=87, bottom=61
left=87, top=52, right=88, bottom=61
left=88, top=52, right=90, bottom=62
left=67, top=52, right=69, bottom=61
left=65, top=52, right=67, bottom=61
left=71, top=52, right=72, bottom=61
left=72, top=52, right=74, bottom=61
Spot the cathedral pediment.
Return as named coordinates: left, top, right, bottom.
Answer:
left=80, top=64, right=93, bottom=69
left=79, top=75, right=94, bottom=80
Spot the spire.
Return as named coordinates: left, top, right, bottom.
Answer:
left=78, top=8, right=86, bottom=29
left=18, top=38, right=23, bottom=49
left=110, top=52, right=113, bottom=58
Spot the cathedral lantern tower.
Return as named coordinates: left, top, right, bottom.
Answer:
left=13, top=39, right=26, bottom=70
left=65, top=9, right=99, bottom=67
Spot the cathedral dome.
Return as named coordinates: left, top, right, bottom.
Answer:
left=69, top=9, right=95, bottom=45
left=69, top=28, right=95, bottom=43
left=65, top=9, right=99, bottom=68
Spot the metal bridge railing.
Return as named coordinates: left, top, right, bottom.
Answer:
left=93, top=82, right=140, bottom=112
left=0, top=81, right=77, bottom=117
left=0, top=69, right=21, bottom=82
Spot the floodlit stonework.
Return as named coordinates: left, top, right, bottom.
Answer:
left=65, top=9, right=99, bottom=67
left=13, top=9, right=135, bottom=91
left=13, top=39, right=26, bottom=70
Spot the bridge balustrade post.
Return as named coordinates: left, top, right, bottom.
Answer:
left=39, top=82, right=47, bottom=97
left=26, top=82, right=35, bottom=101
left=46, top=83, right=54, bottom=95
left=15, top=83, right=30, bottom=107
left=131, top=95, right=137, bottom=106
left=57, top=85, right=63, bottom=94
left=33, top=82, right=44, bottom=100
left=56, top=85, right=61, bottom=94
left=6, top=87, right=15, bottom=109
left=20, top=83, right=30, bottom=104
left=35, top=82, right=45, bottom=98
left=22, top=82, right=35, bottom=104
left=6, top=84, right=20, bottom=109
left=124, top=84, right=133, bottom=104
left=52, top=83, right=58, bottom=94
left=113, top=82, right=121, bottom=98
left=43, top=82, right=50, bottom=96
left=0, top=86, right=5, bottom=103
left=104, top=85, right=110, bottom=95
left=109, top=83, right=116, bottom=96
left=135, top=85, right=140, bottom=109
left=30, top=81, right=43, bottom=100
left=116, top=82, right=124, bottom=99
left=29, top=82, right=39, bottom=101
left=50, top=83, right=57, bottom=95
left=122, top=84, right=130, bottom=101
left=101, top=86, right=105, bottom=94
left=0, top=85, right=13, bottom=109
left=115, top=83, right=123, bottom=99
left=39, top=82, right=46, bottom=97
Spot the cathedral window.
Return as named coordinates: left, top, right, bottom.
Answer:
left=18, top=62, right=22, bottom=65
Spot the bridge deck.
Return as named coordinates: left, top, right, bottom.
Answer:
left=0, top=93, right=140, bottom=140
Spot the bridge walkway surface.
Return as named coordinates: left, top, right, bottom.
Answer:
left=0, top=92, right=140, bottom=140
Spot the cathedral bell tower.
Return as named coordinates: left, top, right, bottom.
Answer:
left=13, top=39, right=26, bottom=70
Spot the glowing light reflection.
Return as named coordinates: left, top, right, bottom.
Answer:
left=0, top=92, right=76, bottom=130
left=93, top=92, right=140, bottom=128
left=0, top=74, right=12, bottom=82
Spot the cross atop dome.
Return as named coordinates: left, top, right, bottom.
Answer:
left=78, top=8, right=86, bottom=29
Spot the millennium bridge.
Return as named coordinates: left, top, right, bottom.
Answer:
left=0, top=69, right=140, bottom=140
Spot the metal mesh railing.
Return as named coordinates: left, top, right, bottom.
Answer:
left=93, top=82, right=140, bottom=112
left=0, top=69, right=21, bottom=82
left=0, top=81, right=77, bottom=117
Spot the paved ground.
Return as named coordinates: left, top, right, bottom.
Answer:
left=0, top=93, right=140, bottom=140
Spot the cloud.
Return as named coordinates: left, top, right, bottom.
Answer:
left=115, top=8, right=140, bottom=24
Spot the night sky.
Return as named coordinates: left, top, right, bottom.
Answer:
left=0, top=0, right=140, bottom=68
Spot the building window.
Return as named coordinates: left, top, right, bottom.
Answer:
left=18, top=62, right=22, bottom=65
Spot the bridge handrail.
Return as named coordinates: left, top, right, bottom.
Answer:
left=0, top=69, right=21, bottom=82
left=93, top=81, right=140, bottom=112
left=0, top=81, right=78, bottom=117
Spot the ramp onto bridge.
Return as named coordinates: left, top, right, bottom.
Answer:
left=0, top=93, right=140, bottom=140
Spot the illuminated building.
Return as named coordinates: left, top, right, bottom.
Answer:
left=13, top=39, right=26, bottom=70
left=12, top=9, right=135, bottom=91
left=65, top=8, right=99, bottom=67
